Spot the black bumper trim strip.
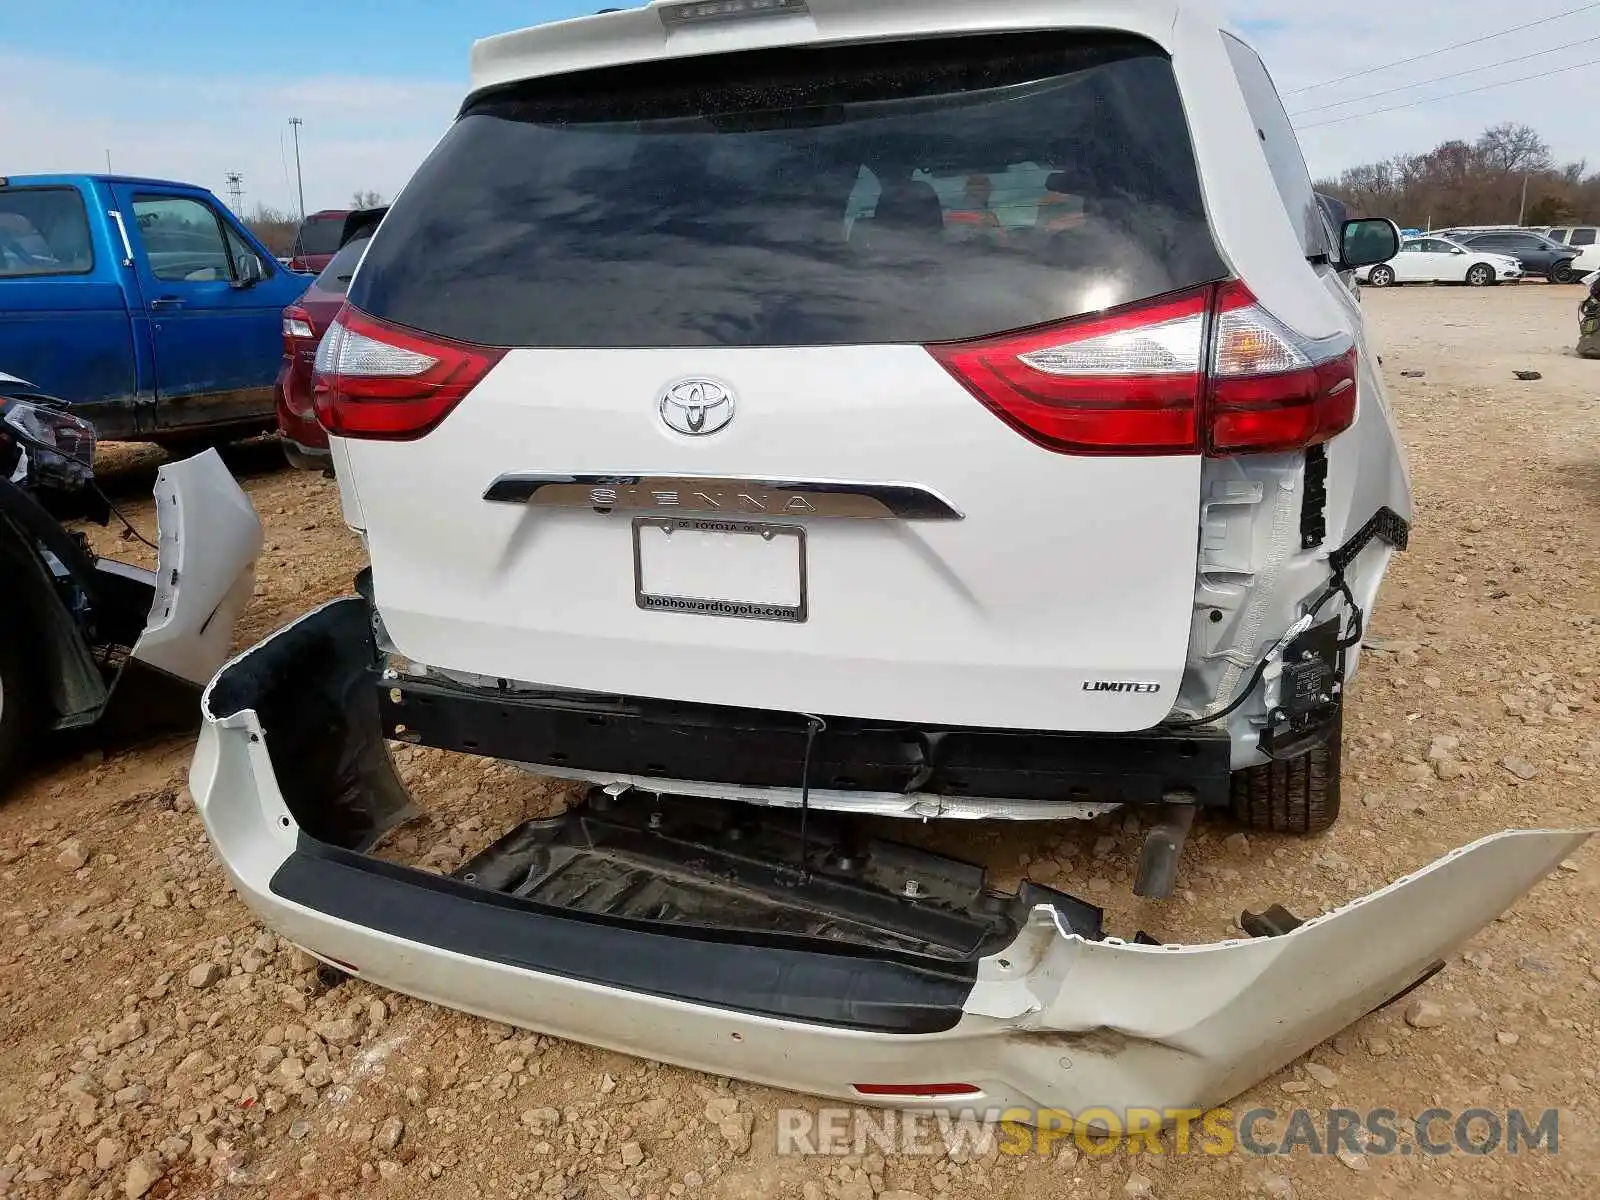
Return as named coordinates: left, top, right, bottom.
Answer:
left=270, top=837, right=975, bottom=1034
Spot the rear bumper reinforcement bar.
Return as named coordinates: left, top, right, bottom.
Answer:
left=378, top=674, right=1235, bottom=811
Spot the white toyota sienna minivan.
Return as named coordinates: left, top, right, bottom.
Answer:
left=190, top=0, right=1589, bottom=1124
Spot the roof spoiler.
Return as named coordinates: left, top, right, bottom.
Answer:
left=340, top=207, right=388, bottom=249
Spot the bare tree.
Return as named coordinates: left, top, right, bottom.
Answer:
left=245, top=205, right=298, bottom=256
left=350, top=189, right=384, bottom=210
left=1316, top=124, right=1594, bottom=228
left=1474, top=123, right=1550, bottom=175
left=1333, top=162, right=1396, bottom=215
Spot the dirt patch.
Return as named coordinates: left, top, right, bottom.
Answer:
left=1, top=284, right=1596, bottom=1199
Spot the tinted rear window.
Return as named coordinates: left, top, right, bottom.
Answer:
left=351, top=33, right=1226, bottom=348
left=0, top=187, right=94, bottom=278
left=295, top=215, right=345, bottom=256
left=314, top=233, right=372, bottom=296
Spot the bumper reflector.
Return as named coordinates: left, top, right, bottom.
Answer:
left=853, top=1083, right=982, bottom=1098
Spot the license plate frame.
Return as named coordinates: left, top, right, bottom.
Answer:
left=632, top=517, right=808, bottom=624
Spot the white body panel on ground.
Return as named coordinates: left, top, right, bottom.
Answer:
left=132, top=449, right=265, bottom=685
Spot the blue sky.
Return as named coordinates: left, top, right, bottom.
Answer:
left=5, top=1, right=1595, bottom=214
left=3, top=0, right=592, bottom=214
left=7, top=0, right=578, bottom=81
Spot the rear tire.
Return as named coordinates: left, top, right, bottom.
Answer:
left=0, top=634, right=38, bottom=798
left=1551, top=263, right=1577, bottom=284
left=1466, top=264, right=1494, bottom=287
left=1229, top=712, right=1342, bottom=835
left=1366, top=265, right=1395, bottom=288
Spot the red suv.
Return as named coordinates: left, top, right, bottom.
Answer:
left=276, top=210, right=384, bottom=467
left=287, top=209, right=351, bottom=274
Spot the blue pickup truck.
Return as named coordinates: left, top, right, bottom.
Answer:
left=0, top=174, right=309, bottom=442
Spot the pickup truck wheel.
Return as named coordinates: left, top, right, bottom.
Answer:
left=1229, top=713, right=1342, bottom=835
left=0, top=634, right=38, bottom=797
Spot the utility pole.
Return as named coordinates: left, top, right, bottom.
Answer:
left=1518, top=172, right=1529, bottom=225
left=288, top=117, right=307, bottom=223
left=224, top=172, right=244, bottom=214
left=104, top=149, right=112, bottom=173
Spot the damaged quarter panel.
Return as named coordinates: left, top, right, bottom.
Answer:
left=1174, top=30, right=1411, bottom=761
left=0, top=500, right=108, bottom=727
left=1175, top=259, right=1410, bottom=763
left=1320, top=300, right=1413, bottom=685
left=1180, top=350, right=1412, bottom=767
left=190, top=598, right=1590, bottom=1121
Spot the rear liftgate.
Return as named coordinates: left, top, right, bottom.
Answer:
left=194, top=597, right=1591, bottom=1119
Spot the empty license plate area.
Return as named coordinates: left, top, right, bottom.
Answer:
left=633, top=518, right=807, bottom=623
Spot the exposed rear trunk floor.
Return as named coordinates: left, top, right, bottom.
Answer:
left=451, top=788, right=1103, bottom=961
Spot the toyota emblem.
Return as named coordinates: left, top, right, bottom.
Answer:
left=658, top=379, right=736, bottom=437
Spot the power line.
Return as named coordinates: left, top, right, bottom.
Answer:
left=1289, top=31, right=1600, bottom=115
left=1283, top=3, right=1600, bottom=95
left=1295, top=55, right=1600, bottom=129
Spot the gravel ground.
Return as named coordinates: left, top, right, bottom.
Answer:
left=1, top=283, right=1597, bottom=1200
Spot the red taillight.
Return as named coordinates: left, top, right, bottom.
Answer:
left=927, top=287, right=1207, bottom=455
left=312, top=306, right=506, bottom=441
left=928, top=281, right=1356, bottom=456
left=1207, top=281, right=1356, bottom=453
left=282, top=305, right=317, bottom=355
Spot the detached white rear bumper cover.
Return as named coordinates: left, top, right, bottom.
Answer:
left=190, top=598, right=1589, bottom=1118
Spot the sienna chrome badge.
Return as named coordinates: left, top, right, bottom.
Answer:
left=659, top=379, right=735, bottom=437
